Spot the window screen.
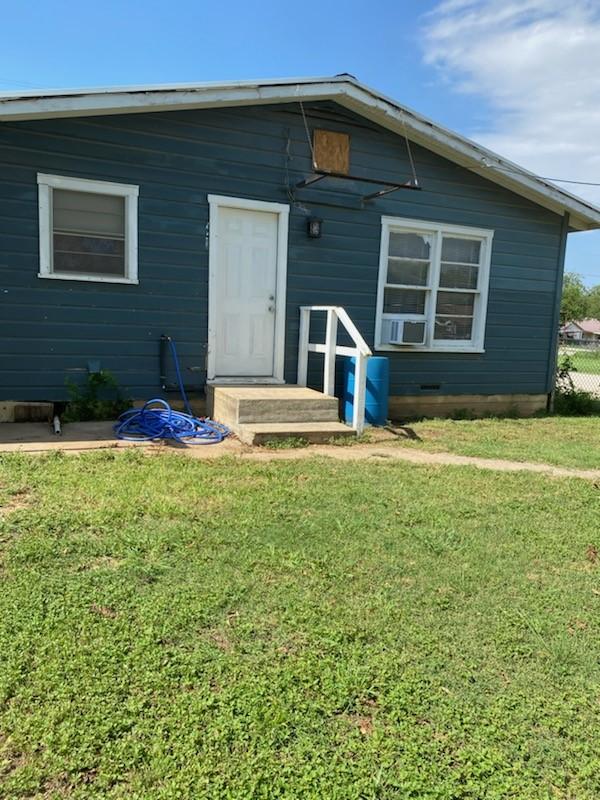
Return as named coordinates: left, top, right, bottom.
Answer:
left=52, top=189, right=126, bottom=277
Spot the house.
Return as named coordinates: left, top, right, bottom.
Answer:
left=561, top=319, right=600, bottom=341
left=1, top=75, right=600, bottom=433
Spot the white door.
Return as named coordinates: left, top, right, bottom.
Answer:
left=212, top=205, right=280, bottom=377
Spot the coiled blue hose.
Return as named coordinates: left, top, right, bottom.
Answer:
left=114, top=339, right=229, bottom=445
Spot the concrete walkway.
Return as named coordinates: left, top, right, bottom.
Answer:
left=1, top=421, right=599, bottom=481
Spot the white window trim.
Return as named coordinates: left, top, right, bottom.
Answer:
left=375, top=216, right=493, bottom=354
left=37, top=173, right=139, bottom=285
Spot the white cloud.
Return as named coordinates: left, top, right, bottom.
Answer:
left=423, top=0, right=600, bottom=206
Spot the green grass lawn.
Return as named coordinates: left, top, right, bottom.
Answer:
left=559, top=347, right=600, bottom=374
left=2, top=452, right=600, bottom=799
left=394, top=416, right=600, bottom=470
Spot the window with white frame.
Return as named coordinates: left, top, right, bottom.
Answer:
left=375, top=217, right=493, bottom=352
left=37, top=174, right=139, bottom=284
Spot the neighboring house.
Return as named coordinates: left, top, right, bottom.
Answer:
left=561, top=319, right=600, bottom=341
left=1, top=75, right=600, bottom=422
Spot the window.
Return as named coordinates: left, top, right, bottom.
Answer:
left=375, top=217, right=493, bottom=352
left=37, top=174, right=139, bottom=283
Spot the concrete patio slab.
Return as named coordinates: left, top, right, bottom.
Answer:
left=0, top=421, right=243, bottom=454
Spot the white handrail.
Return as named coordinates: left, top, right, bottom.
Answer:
left=297, top=305, right=372, bottom=435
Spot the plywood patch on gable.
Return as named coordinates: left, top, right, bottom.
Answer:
left=313, top=129, right=350, bottom=174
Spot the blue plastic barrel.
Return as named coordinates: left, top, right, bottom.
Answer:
left=343, top=356, right=389, bottom=426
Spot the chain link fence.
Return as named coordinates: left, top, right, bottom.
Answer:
left=557, top=339, right=600, bottom=397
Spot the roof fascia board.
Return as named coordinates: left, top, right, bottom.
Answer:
left=335, top=85, right=600, bottom=231
left=0, top=75, right=344, bottom=100
left=0, top=80, right=346, bottom=121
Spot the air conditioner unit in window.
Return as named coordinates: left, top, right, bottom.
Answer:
left=388, top=318, right=426, bottom=346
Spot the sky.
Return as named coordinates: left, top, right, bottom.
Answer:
left=2, top=0, right=600, bottom=284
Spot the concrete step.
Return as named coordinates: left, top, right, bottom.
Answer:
left=211, top=385, right=340, bottom=426
left=235, top=421, right=355, bottom=446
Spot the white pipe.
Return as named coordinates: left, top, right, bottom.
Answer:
left=53, top=415, right=61, bottom=435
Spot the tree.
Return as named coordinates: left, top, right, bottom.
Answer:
left=587, top=285, right=600, bottom=319
left=560, top=272, right=589, bottom=323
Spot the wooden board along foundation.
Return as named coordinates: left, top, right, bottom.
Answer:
left=389, top=393, right=548, bottom=420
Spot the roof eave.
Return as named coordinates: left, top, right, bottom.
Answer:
left=335, top=83, right=600, bottom=231
left=1, top=76, right=599, bottom=231
left=0, top=77, right=346, bottom=120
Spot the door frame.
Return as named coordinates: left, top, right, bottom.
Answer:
left=207, top=194, right=290, bottom=383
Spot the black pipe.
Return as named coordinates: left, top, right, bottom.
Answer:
left=159, top=334, right=171, bottom=391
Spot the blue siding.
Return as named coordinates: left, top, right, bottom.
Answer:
left=0, top=102, right=564, bottom=401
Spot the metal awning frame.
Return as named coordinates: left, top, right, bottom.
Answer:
left=295, top=169, right=421, bottom=201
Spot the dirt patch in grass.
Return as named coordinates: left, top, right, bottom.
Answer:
left=0, top=488, right=32, bottom=517
left=586, top=545, right=599, bottom=564
left=347, top=713, right=375, bottom=736
left=90, top=603, right=118, bottom=619
left=81, top=555, right=123, bottom=571
left=205, top=628, right=234, bottom=652
left=41, top=772, right=74, bottom=798
left=344, top=699, right=379, bottom=737
left=0, top=736, right=29, bottom=781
